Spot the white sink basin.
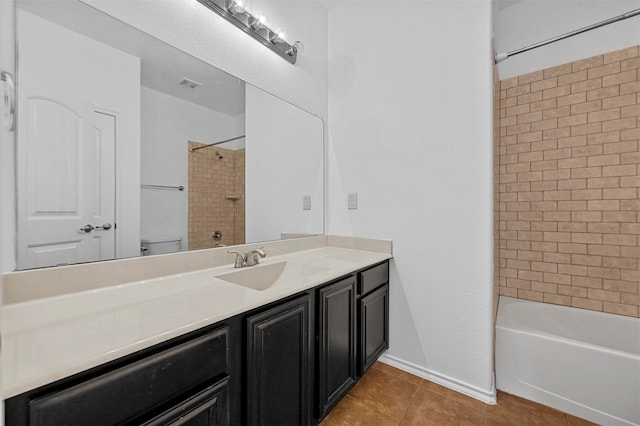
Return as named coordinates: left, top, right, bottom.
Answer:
left=216, top=261, right=328, bottom=291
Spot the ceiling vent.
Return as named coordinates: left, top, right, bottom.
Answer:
left=178, top=77, right=202, bottom=89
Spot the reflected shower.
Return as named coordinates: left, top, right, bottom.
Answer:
left=190, top=134, right=245, bottom=152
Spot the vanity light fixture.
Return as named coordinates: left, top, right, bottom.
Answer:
left=286, top=41, right=304, bottom=57
left=196, top=0, right=302, bottom=64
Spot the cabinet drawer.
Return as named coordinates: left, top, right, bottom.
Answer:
left=142, top=377, right=229, bottom=426
left=358, top=262, right=389, bottom=296
left=28, top=327, right=230, bottom=426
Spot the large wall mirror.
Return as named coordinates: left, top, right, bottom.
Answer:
left=15, top=0, right=324, bottom=270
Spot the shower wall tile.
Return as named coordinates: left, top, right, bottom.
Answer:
left=497, top=45, right=640, bottom=318
left=234, top=149, right=246, bottom=244
left=188, top=142, right=245, bottom=250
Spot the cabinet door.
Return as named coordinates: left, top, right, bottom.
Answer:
left=246, top=294, right=313, bottom=426
left=317, top=276, right=356, bottom=419
left=359, top=283, right=389, bottom=374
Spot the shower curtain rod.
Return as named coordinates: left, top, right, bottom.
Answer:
left=190, top=134, right=246, bottom=152
left=495, top=8, right=640, bottom=63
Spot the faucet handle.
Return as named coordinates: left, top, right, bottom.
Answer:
left=245, top=247, right=267, bottom=266
left=228, top=250, right=246, bottom=268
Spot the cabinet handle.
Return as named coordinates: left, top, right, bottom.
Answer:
left=1, top=70, right=16, bottom=132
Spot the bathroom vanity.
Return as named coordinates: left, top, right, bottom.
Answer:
left=2, top=237, right=391, bottom=425
left=2, top=1, right=390, bottom=424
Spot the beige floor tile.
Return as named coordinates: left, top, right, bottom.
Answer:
left=320, top=395, right=398, bottom=426
left=486, top=391, right=569, bottom=425
left=529, top=410, right=569, bottom=426
left=325, top=366, right=592, bottom=426
left=401, top=387, right=485, bottom=426
left=484, top=413, right=523, bottom=426
left=566, top=414, right=599, bottom=426
left=371, top=362, right=424, bottom=386
left=348, top=367, right=420, bottom=419
left=421, top=380, right=488, bottom=412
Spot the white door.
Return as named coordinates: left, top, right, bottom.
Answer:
left=17, top=73, right=116, bottom=269
left=1, top=0, right=17, bottom=275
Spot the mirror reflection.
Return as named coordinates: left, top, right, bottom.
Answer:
left=16, top=0, right=323, bottom=270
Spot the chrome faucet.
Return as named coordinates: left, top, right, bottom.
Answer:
left=245, top=247, right=267, bottom=266
left=228, top=250, right=246, bottom=268
left=228, top=247, right=267, bottom=268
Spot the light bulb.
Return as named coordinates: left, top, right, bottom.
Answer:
left=226, top=0, right=246, bottom=15
left=249, top=15, right=266, bottom=30
left=269, top=30, right=286, bottom=44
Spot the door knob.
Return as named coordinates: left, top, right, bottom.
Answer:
left=1, top=70, right=15, bottom=132
left=95, top=223, right=112, bottom=230
left=80, top=224, right=95, bottom=233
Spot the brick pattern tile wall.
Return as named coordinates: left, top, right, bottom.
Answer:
left=188, top=141, right=245, bottom=250
left=497, top=45, right=640, bottom=318
left=234, top=149, right=245, bottom=244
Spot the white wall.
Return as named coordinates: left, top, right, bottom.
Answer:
left=496, top=0, right=640, bottom=78
left=328, top=1, right=495, bottom=402
left=140, top=86, right=244, bottom=248
left=245, top=85, right=324, bottom=242
left=82, top=0, right=329, bottom=120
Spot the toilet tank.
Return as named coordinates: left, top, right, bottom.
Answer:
left=141, top=237, right=182, bottom=256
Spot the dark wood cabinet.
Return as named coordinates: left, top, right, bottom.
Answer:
left=358, top=283, right=389, bottom=374
left=357, top=262, right=390, bottom=375
left=316, top=276, right=356, bottom=419
left=246, top=294, right=314, bottom=426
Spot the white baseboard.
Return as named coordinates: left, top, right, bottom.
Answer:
left=378, top=354, right=497, bottom=405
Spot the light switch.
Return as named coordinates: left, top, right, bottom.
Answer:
left=348, top=193, right=358, bottom=210
left=303, top=195, right=311, bottom=210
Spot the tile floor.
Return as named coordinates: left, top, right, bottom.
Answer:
left=321, top=362, right=597, bottom=426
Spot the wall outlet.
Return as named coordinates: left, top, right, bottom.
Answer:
left=303, top=195, right=311, bottom=210
left=348, top=193, right=358, bottom=210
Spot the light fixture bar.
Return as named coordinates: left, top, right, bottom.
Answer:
left=196, top=0, right=300, bottom=64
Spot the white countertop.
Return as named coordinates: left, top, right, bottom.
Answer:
left=2, top=245, right=391, bottom=398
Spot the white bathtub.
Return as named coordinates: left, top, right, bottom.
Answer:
left=496, top=296, right=640, bottom=426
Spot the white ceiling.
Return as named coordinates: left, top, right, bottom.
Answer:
left=496, top=0, right=526, bottom=12
left=18, top=0, right=246, bottom=118
left=317, top=0, right=526, bottom=12
left=317, top=0, right=347, bottom=11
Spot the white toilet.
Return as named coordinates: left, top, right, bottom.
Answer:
left=140, top=237, right=182, bottom=256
